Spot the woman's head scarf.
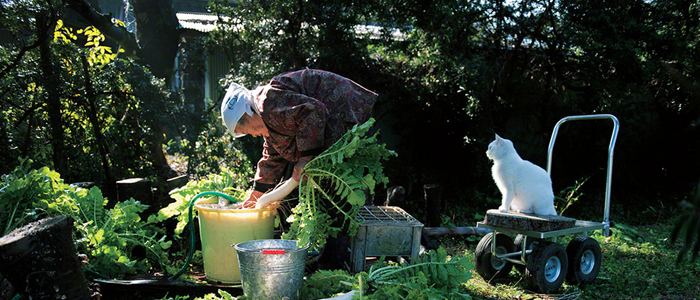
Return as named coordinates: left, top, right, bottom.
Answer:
left=221, top=83, right=257, bottom=138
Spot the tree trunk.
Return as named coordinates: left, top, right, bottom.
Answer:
left=0, top=216, right=91, bottom=300
left=131, top=0, right=180, bottom=81
left=38, top=13, right=67, bottom=178
left=124, top=0, right=181, bottom=179
left=80, top=54, right=117, bottom=199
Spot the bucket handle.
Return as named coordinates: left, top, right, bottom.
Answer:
left=234, top=248, right=287, bottom=254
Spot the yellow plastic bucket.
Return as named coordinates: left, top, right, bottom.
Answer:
left=195, top=198, right=275, bottom=284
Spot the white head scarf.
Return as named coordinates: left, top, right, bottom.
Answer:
left=220, top=83, right=257, bottom=138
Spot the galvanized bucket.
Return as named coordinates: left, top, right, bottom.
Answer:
left=234, top=239, right=308, bottom=300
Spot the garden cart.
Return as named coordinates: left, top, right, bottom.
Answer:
left=474, top=114, right=620, bottom=293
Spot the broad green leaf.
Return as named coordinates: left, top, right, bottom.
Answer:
left=159, top=240, right=172, bottom=250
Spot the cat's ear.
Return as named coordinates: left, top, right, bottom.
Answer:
left=495, top=133, right=502, bottom=144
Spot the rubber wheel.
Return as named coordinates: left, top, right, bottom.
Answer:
left=526, top=241, right=568, bottom=293
left=475, top=232, right=515, bottom=281
left=513, top=235, right=544, bottom=273
left=566, top=236, right=602, bottom=286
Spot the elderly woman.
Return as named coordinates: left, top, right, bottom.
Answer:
left=221, top=69, right=378, bottom=208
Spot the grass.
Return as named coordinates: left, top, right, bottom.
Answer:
left=436, top=218, right=700, bottom=300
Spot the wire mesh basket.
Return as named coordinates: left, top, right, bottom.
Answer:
left=350, top=206, right=424, bottom=272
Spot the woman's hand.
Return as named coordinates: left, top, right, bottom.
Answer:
left=242, top=190, right=264, bottom=209
left=293, top=155, right=314, bottom=182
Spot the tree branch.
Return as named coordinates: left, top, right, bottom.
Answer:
left=64, top=0, right=141, bottom=57
left=0, top=40, right=42, bottom=81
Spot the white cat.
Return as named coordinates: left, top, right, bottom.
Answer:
left=486, top=134, right=558, bottom=216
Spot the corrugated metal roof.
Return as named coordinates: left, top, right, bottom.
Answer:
left=177, top=12, right=219, bottom=33
left=176, top=12, right=407, bottom=40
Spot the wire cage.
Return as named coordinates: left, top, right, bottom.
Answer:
left=350, top=206, right=424, bottom=273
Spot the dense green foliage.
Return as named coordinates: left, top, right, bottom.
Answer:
left=0, top=159, right=174, bottom=278
left=0, top=1, right=248, bottom=203
left=0, top=7, right=177, bottom=199
left=283, top=118, right=396, bottom=251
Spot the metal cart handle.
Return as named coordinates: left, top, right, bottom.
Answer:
left=546, top=114, right=620, bottom=236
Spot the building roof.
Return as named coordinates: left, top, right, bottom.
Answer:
left=176, top=12, right=406, bottom=40
left=177, top=12, right=219, bottom=33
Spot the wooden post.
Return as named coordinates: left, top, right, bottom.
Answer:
left=423, top=184, right=442, bottom=227
left=0, top=216, right=91, bottom=300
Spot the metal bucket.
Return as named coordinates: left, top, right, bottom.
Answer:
left=234, top=239, right=308, bottom=300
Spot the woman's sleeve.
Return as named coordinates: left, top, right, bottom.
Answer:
left=253, top=140, right=288, bottom=193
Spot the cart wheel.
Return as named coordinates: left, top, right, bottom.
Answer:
left=475, top=232, right=515, bottom=281
left=566, top=236, right=602, bottom=286
left=513, top=234, right=544, bottom=273
left=526, top=241, right=568, bottom=293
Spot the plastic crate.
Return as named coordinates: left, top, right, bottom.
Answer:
left=350, top=206, right=424, bottom=273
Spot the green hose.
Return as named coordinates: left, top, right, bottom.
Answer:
left=168, top=191, right=239, bottom=281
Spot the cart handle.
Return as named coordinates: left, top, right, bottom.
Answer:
left=546, top=114, right=620, bottom=237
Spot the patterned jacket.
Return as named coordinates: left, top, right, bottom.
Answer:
left=252, top=69, right=378, bottom=192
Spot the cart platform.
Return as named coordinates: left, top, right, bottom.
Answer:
left=477, top=217, right=606, bottom=240
left=476, top=209, right=606, bottom=239
left=481, top=209, right=575, bottom=231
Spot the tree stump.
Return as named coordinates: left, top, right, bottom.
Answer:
left=483, top=209, right=576, bottom=232
left=166, top=175, right=188, bottom=191
left=115, top=177, right=152, bottom=208
left=0, top=216, right=91, bottom=300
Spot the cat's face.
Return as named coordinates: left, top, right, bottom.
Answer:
left=486, top=134, right=513, bottom=160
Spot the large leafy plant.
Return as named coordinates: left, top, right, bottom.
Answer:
left=283, top=118, right=396, bottom=251
left=1, top=158, right=67, bottom=235
left=150, top=168, right=252, bottom=237
left=0, top=158, right=172, bottom=278
left=302, top=247, right=473, bottom=299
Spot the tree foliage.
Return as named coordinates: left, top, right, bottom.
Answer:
left=2, top=0, right=700, bottom=247
left=208, top=0, right=699, bottom=221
